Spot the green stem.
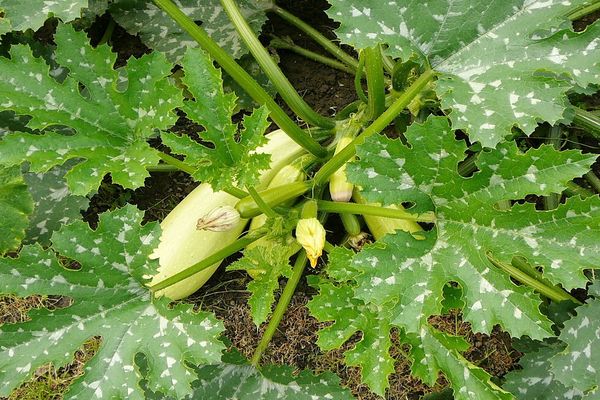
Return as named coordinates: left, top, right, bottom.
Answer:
left=565, top=181, right=595, bottom=198
left=364, top=45, right=386, bottom=120
left=269, top=37, right=355, bottom=74
left=156, top=151, right=195, bottom=174
left=486, top=252, right=579, bottom=303
left=354, top=53, right=369, bottom=104
left=270, top=5, right=359, bottom=70
left=314, top=69, right=436, bottom=185
left=585, top=171, right=600, bottom=193
left=572, top=106, right=600, bottom=139
left=317, top=200, right=436, bottom=222
left=568, top=1, right=600, bottom=20
left=97, top=19, right=116, bottom=46
left=247, top=186, right=278, bottom=218
left=544, top=125, right=563, bottom=210
left=150, top=231, right=265, bottom=293
left=153, top=0, right=326, bottom=158
left=251, top=251, right=308, bottom=366
left=221, top=0, right=334, bottom=129
left=156, top=150, right=247, bottom=198
left=380, top=46, right=395, bottom=75
left=146, top=164, right=180, bottom=172
left=236, top=181, right=311, bottom=218
left=458, top=154, right=478, bottom=176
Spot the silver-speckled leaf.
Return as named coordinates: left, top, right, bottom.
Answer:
left=0, top=205, right=225, bottom=399
left=406, top=327, right=512, bottom=399
left=23, top=162, right=89, bottom=246
left=550, top=299, right=600, bottom=394
left=0, top=166, right=33, bottom=253
left=346, top=115, right=599, bottom=337
left=110, top=0, right=273, bottom=62
left=327, top=0, right=600, bottom=146
left=190, top=362, right=354, bottom=399
left=307, top=277, right=395, bottom=397
left=0, top=0, right=89, bottom=32
left=0, top=24, right=183, bottom=195
left=504, top=341, right=583, bottom=400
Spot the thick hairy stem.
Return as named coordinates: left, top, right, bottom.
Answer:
left=221, top=0, right=335, bottom=129
left=313, top=69, right=436, bottom=185
left=317, top=200, right=436, bottom=222
left=364, top=46, right=386, bottom=120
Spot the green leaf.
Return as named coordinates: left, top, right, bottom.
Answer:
left=347, top=115, right=598, bottom=336
left=0, top=24, right=183, bottom=195
left=23, top=162, right=89, bottom=246
left=405, top=327, right=512, bottom=399
left=326, top=0, right=600, bottom=146
left=162, top=47, right=271, bottom=191
left=550, top=299, right=600, bottom=394
left=189, top=361, right=354, bottom=399
left=504, top=341, right=583, bottom=400
left=0, top=205, right=225, bottom=399
left=0, top=166, right=33, bottom=254
left=110, top=0, right=272, bottom=62
left=228, top=241, right=295, bottom=326
left=0, top=0, right=89, bottom=32
left=307, top=276, right=395, bottom=397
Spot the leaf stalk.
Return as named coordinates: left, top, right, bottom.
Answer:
left=313, top=69, right=436, bottom=185
left=220, top=0, right=335, bottom=129
left=152, top=0, right=327, bottom=157
left=270, top=5, right=359, bottom=70
left=317, top=200, right=436, bottom=222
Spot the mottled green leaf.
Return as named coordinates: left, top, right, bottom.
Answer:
left=110, top=0, right=272, bottom=62
left=228, top=242, right=295, bottom=326
left=307, top=277, right=395, bottom=397
left=0, top=166, right=33, bottom=253
left=190, top=361, right=354, bottom=399
left=327, top=0, right=600, bottom=146
left=162, top=47, right=271, bottom=191
left=406, top=327, right=512, bottom=399
left=0, top=24, right=182, bottom=195
left=0, top=206, right=225, bottom=399
left=346, top=116, right=598, bottom=337
left=504, top=341, right=583, bottom=400
left=551, top=299, right=600, bottom=394
left=23, top=162, right=89, bottom=246
left=0, top=0, right=89, bottom=32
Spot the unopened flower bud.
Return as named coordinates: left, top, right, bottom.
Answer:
left=197, top=206, right=240, bottom=232
left=295, top=217, right=326, bottom=268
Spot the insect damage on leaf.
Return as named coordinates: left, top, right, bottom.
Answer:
left=0, top=205, right=225, bottom=399
left=0, top=24, right=183, bottom=195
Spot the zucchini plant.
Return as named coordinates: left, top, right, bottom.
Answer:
left=0, top=0, right=600, bottom=398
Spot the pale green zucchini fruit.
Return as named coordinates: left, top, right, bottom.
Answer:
left=149, top=129, right=305, bottom=299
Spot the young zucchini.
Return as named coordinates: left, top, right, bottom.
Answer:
left=149, top=129, right=306, bottom=299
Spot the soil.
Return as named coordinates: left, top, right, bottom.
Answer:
left=1, top=2, right=599, bottom=400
